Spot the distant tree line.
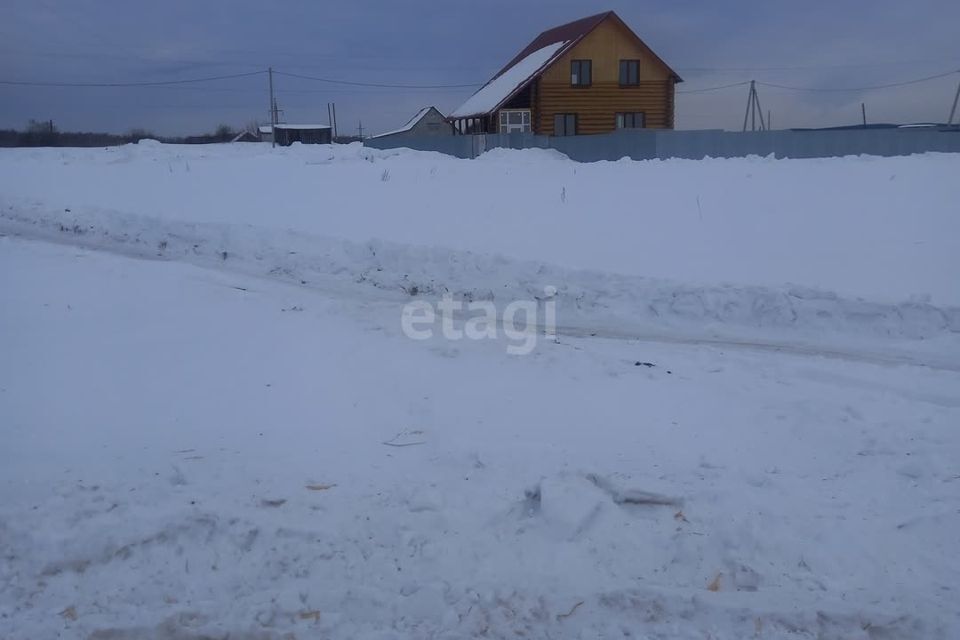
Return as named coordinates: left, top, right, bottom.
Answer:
left=0, top=120, right=244, bottom=147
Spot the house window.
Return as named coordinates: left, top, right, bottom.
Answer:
left=554, top=113, right=577, bottom=136
left=499, top=109, right=531, bottom=133
left=570, top=60, right=592, bottom=86
left=616, top=112, right=646, bottom=129
left=619, top=60, right=640, bottom=86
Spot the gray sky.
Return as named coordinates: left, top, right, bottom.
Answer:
left=1, top=0, right=958, bottom=136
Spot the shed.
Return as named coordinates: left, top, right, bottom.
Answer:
left=273, top=124, right=332, bottom=146
left=259, top=124, right=333, bottom=146
left=371, top=107, right=452, bottom=140
left=231, top=130, right=259, bottom=143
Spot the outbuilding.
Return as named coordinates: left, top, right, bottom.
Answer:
left=230, top=130, right=259, bottom=143
left=259, top=124, right=332, bottom=145
left=371, top=107, right=452, bottom=141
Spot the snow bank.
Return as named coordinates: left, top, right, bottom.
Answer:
left=0, top=143, right=956, bottom=307
left=2, top=201, right=958, bottom=364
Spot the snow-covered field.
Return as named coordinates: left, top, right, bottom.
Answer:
left=1, top=143, right=959, bottom=639
left=0, top=142, right=958, bottom=306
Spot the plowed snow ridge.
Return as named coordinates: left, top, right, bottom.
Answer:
left=2, top=200, right=957, bottom=350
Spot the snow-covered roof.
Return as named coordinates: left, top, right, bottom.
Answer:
left=258, top=125, right=272, bottom=134
left=450, top=41, right=568, bottom=119
left=371, top=107, right=442, bottom=139
left=274, top=124, right=331, bottom=130
left=230, top=130, right=258, bottom=142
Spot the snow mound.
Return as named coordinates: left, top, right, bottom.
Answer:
left=2, top=201, right=957, bottom=358
left=1, top=145, right=957, bottom=307
left=473, top=146, right=570, bottom=163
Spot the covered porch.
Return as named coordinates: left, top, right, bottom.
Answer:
left=450, top=84, right=536, bottom=135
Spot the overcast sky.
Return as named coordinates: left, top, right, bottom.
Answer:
left=1, top=0, right=958, bottom=136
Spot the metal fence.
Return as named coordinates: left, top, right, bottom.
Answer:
left=364, top=127, right=960, bottom=162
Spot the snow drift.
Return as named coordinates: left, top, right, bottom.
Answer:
left=2, top=200, right=957, bottom=357
left=0, top=142, right=957, bottom=306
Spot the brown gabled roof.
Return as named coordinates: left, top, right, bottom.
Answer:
left=491, top=11, right=613, bottom=81
left=452, top=11, right=682, bottom=120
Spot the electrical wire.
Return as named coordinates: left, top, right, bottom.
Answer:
left=0, top=70, right=267, bottom=87
left=1, top=68, right=956, bottom=94
left=676, top=81, right=751, bottom=94
left=756, top=69, right=959, bottom=92
left=675, top=56, right=960, bottom=73
left=272, top=70, right=481, bottom=89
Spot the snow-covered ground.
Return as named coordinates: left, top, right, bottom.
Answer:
left=0, top=142, right=957, bottom=306
left=1, top=143, right=959, bottom=639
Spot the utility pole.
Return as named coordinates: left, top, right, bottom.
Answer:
left=742, top=82, right=751, bottom=131
left=861, top=103, right=867, bottom=128
left=268, top=66, right=277, bottom=148
left=357, top=120, right=364, bottom=139
left=742, top=81, right=767, bottom=132
left=327, top=102, right=339, bottom=141
left=948, top=76, right=960, bottom=127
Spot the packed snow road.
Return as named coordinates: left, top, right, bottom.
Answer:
left=1, top=236, right=958, bottom=639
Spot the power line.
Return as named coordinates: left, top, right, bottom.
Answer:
left=756, top=69, right=959, bottom=92
left=0, top=47, right=492, bottom=74
left=675, top=56, right=960, bottom=73
left=0, top=70, right=267, bottom=87
left=0, top=67, right=485, bottom=91
left=272, top=70, right=481, bottom=89
left=1, top=67, right=956, bottom=96
left=675, top=70, right=958, bottom=96
left=677, top=81, right=751, bottom=94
